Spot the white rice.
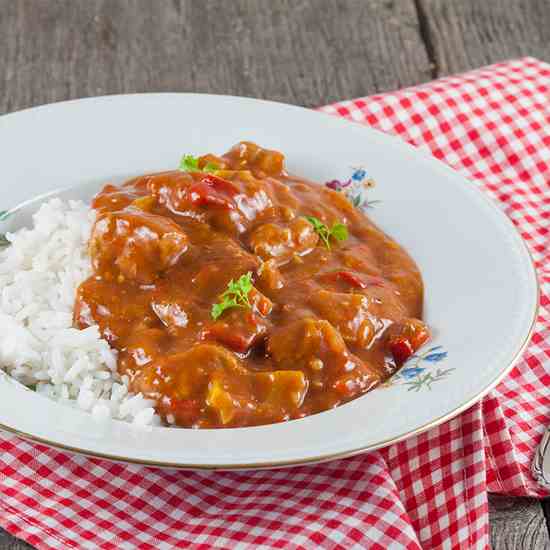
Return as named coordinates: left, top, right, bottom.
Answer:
left=0, top=198, right=160, bottom=426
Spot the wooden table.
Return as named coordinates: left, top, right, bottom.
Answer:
left=0, top=1, right=548, bottom=548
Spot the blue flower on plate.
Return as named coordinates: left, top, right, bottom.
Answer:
left=399, top=367, right=424, bottom=380
left=383, top=344, right=452, bottom=390
left=423, top=352, right=448, bottom=362
left=352, top=168, right=367, bottom=181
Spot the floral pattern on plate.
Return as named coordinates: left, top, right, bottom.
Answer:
left=324, top=167, right=381, bottom=209
left=383, top=346, right=452, bottom=391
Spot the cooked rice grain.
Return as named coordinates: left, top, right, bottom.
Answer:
left=0, top=198, right=159, bottom=426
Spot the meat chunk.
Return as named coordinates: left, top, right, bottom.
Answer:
left=253, top=371, right=308, bottom=416
left=309, top=287, right=410, bottom=348
left=309, top=291, right=376, bottom=347
left=147, top=287, right=208, bottom=344
left=257, top=259, right=285, bottom=291
left=90, top=210, right=188, bottom=284
left=224, top=141, right=285, bottom=175
left=74, top=277, right=158, bottom=343
left=267, top=318, right=380, bottom=399
left=333, top=245, right=383, bottom=277
left=146, top=170, right=274, bottom=234
left=92, top=183, right=144, bottom=213
left=249, top=217, right=318, bottom=262
left=268, top=318, right=350, bottom=369
left=151, top=299, right=189, bottom=331
left=205, top=368, right=307, bottom=425
left=189, top=241, right=261, bottom=305
left=157, top=344, right=252, bottom=426
left=160, top=345, right=309, bottom=426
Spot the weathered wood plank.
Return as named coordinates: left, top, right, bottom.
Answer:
left=541, top=498, right=550, bottom=541
left=0, top=0, right=431, bottom=115
left=417, top=0, right=550, bottom=76
left=489, top=495, right=549, bottom=550
left=0, top=531, right=32, bottom=550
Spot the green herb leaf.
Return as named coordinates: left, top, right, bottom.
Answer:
left=305, top=216, right=348, bottom=249
left=305, top=216, right=330, bottom=248
left=211, top=272, right=253, bottom=320
left=211, top=296, right=238, bottom=320
left=330, top=223, right=348, bottom=242
left=203, top=161, right=220, bottom=173
left=0, top=211, right=10, bottom=221
left=304, top=216, right=324, bottom=231
left=0, top=234, right=9, bottom=247
left=180, top=155, right=200, bottom=172
left=179, top=155, right=219, bottom=174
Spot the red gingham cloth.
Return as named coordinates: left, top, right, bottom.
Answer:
left=1, top=57, right=549, bottom=550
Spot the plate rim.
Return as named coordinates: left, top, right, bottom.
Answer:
left=0, top=92, right=540, bottom=470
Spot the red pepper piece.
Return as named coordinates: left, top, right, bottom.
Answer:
left=201, top=324, right=252, bottom=353
left=187, top=175, right=239, bottom=209
left=200, top=314, right=266, bottom=354
left=323, top=270, right=387, bottom=289
left=389, top=337, right=415, bottom=366
left=387, top=319, right=430, bottom=365
left=324, top=270, right=367, bottom=289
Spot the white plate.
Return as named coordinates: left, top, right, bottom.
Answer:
left=0, top=94, right=539, bottom=469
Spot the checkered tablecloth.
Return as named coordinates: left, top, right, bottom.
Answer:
left=1, top=57, right=549, bottom=550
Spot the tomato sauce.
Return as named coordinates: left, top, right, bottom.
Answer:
left=74, top=142, right=429, bottom=428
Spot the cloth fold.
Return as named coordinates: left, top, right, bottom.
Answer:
left=1, top=57, right=549, bottom=549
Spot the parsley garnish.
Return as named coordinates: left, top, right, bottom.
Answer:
left=305, top=216, right=348, bottom=249
left=211, top=272, right=253, bottom=320
left=179, top=155, right=219, bottom=174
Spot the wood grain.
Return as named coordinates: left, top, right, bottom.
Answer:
left=417, top=0, right=550, bottom=75
left=0, top=0, right=431, bottom=115
left=0, top=531, right=32, bottom=550
left=489, top=495, right=550, bottom=549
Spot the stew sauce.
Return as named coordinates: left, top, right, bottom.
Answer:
left=75, top=142, right=429, bottom=428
